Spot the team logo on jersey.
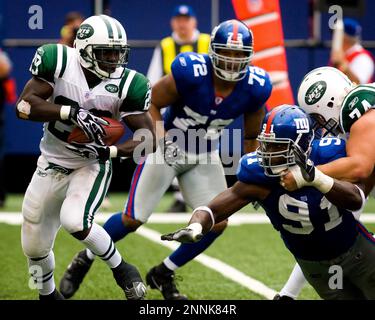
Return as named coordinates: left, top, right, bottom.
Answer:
left=105, top=84, right=119, bottom=93
left=179, top=57, right=187, bottom=67
left=294, top=117, right=310, bottom=133
left=76, top=24, right=94, bottom=40
left=348, top=96, right=359, bottom=110
left=305, top=81, right=327, bottom=105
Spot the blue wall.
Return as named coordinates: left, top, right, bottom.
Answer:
left=2, top=0, right=375, bottom=154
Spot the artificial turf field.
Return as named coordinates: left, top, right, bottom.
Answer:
left=1, top=193, right=374, bottom=300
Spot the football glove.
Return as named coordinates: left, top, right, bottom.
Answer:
left=292, top=144, right=315, bottom=182
left=66, top=143, right=110, bottom=163
left=161, top=223, right=204, bottom=243
left=162, top=137, right=183, bottom=166
left=69, top=106, right=109, bottom=146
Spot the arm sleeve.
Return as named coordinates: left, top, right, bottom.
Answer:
left=236, top=153, right=276, bottom=185
left=254, top=71, right=272, bottom=110
left=29, top=44, right=58, bottom=86
left=120, top=72, right=151, bottom=117
left=171, top=52, right=200, bottom=97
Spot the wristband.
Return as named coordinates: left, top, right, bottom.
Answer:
left=311, top=168, right=334, bottom=194
left=192, top=206, right=215, bottom=228
left=288, top=166, right=312, bottom=188
left=60, top=105, right=71, bottom=120
left=109, top=146, right=118, bottom=158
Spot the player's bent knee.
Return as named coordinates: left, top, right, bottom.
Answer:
left=212, top=219, right=228, bottom=233
left=60, top=215, right=85, bottom=235
left=22, top=243, right=51, bottom=259
left=22, top=199, right=42, bottom=224
left=122, top=214, right=143, bottom=231
left=21, top=222, right=51, bottom=258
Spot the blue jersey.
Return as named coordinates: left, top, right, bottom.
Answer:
left=237, top=137, right=359, bottom=261
left=163, top=52, right=272, bottom=153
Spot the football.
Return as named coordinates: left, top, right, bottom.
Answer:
left=67, top=117, right=125, bottom=146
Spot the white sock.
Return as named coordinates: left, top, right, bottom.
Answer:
left=163, top=257, right=178, bottom=271
left=86, top=248, right=96, bottom=261
left=279, top=263, right=307, bottom=299
left=28, top=251, right=56, bottom=296
left=81, top=223, right=122, bottom=268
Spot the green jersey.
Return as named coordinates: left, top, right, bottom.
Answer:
left=340, top=84, right=375, bottom=134
left=29, top=43, right=151, bottom=168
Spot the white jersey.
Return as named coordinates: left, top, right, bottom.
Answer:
left=29, top=44, right=151, bottom=169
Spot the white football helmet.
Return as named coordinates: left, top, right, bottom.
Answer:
left=74, top=15, right=129, bottom=79
left=297, top=66, right=354, bottom=135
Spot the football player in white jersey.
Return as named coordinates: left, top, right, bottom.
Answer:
left=275, top=67, right=375, bottom=300
left=17, top=15, right=156, bottom=300
left=59, top=19, right=272, bottom=300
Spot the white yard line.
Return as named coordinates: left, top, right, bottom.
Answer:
left=2, top=212, right=375, bottom=225
left=0, top=211, right=277, bottom=299
left=136, top=225, right=277, bottom=300
left=4, top=211, right=375, bottom=299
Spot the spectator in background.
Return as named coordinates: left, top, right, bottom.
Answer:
left=147, top=4, right=210, bottom=212
left=59, top=12, right=84, bottom=47
left=147, top=4, right=210, bottom=85
left=331, top=18, right=375, bottom=84
left=0, top=49, right=16, bottom=207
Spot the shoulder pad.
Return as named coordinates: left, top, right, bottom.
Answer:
left=310, top=138, right=347, bottom=165
left=236, top=152, right=276, bottom=185
left=29, top=44, right=68, bottom=83
left=171, top=52, right=208, bottom=89
left=340, top=85, right=375, bottom=133
left=246, top=66, right=273, bottom=107
left=119, top=70, right=151, bottom=112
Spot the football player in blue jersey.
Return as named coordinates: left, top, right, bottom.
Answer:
left=162, top=105, right=375, bottom=300
left=275, top=67, right=375, bottom=300
left=59, top=19, right=272, bottom=300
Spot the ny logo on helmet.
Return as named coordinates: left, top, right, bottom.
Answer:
left=227, top=32, right=243, bottom=48
left=294, top=118, right=310, bottom=133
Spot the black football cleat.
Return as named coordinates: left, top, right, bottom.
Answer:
left=146, top=265, right=188, bottom=300
left=39, top=288, right=65, bottom=300
left=273, top=293, right=295, bottom=301
left=112, top=260, right=146, bottom=300
left=59, top=250, right=93, bottom=299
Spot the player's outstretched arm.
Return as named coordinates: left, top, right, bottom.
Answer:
left=161, top=181, right=269, bottom=243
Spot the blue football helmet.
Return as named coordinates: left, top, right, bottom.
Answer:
left=256, top=105, right=315, bottom=177
left=209, top=19, right=254, bottom=81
